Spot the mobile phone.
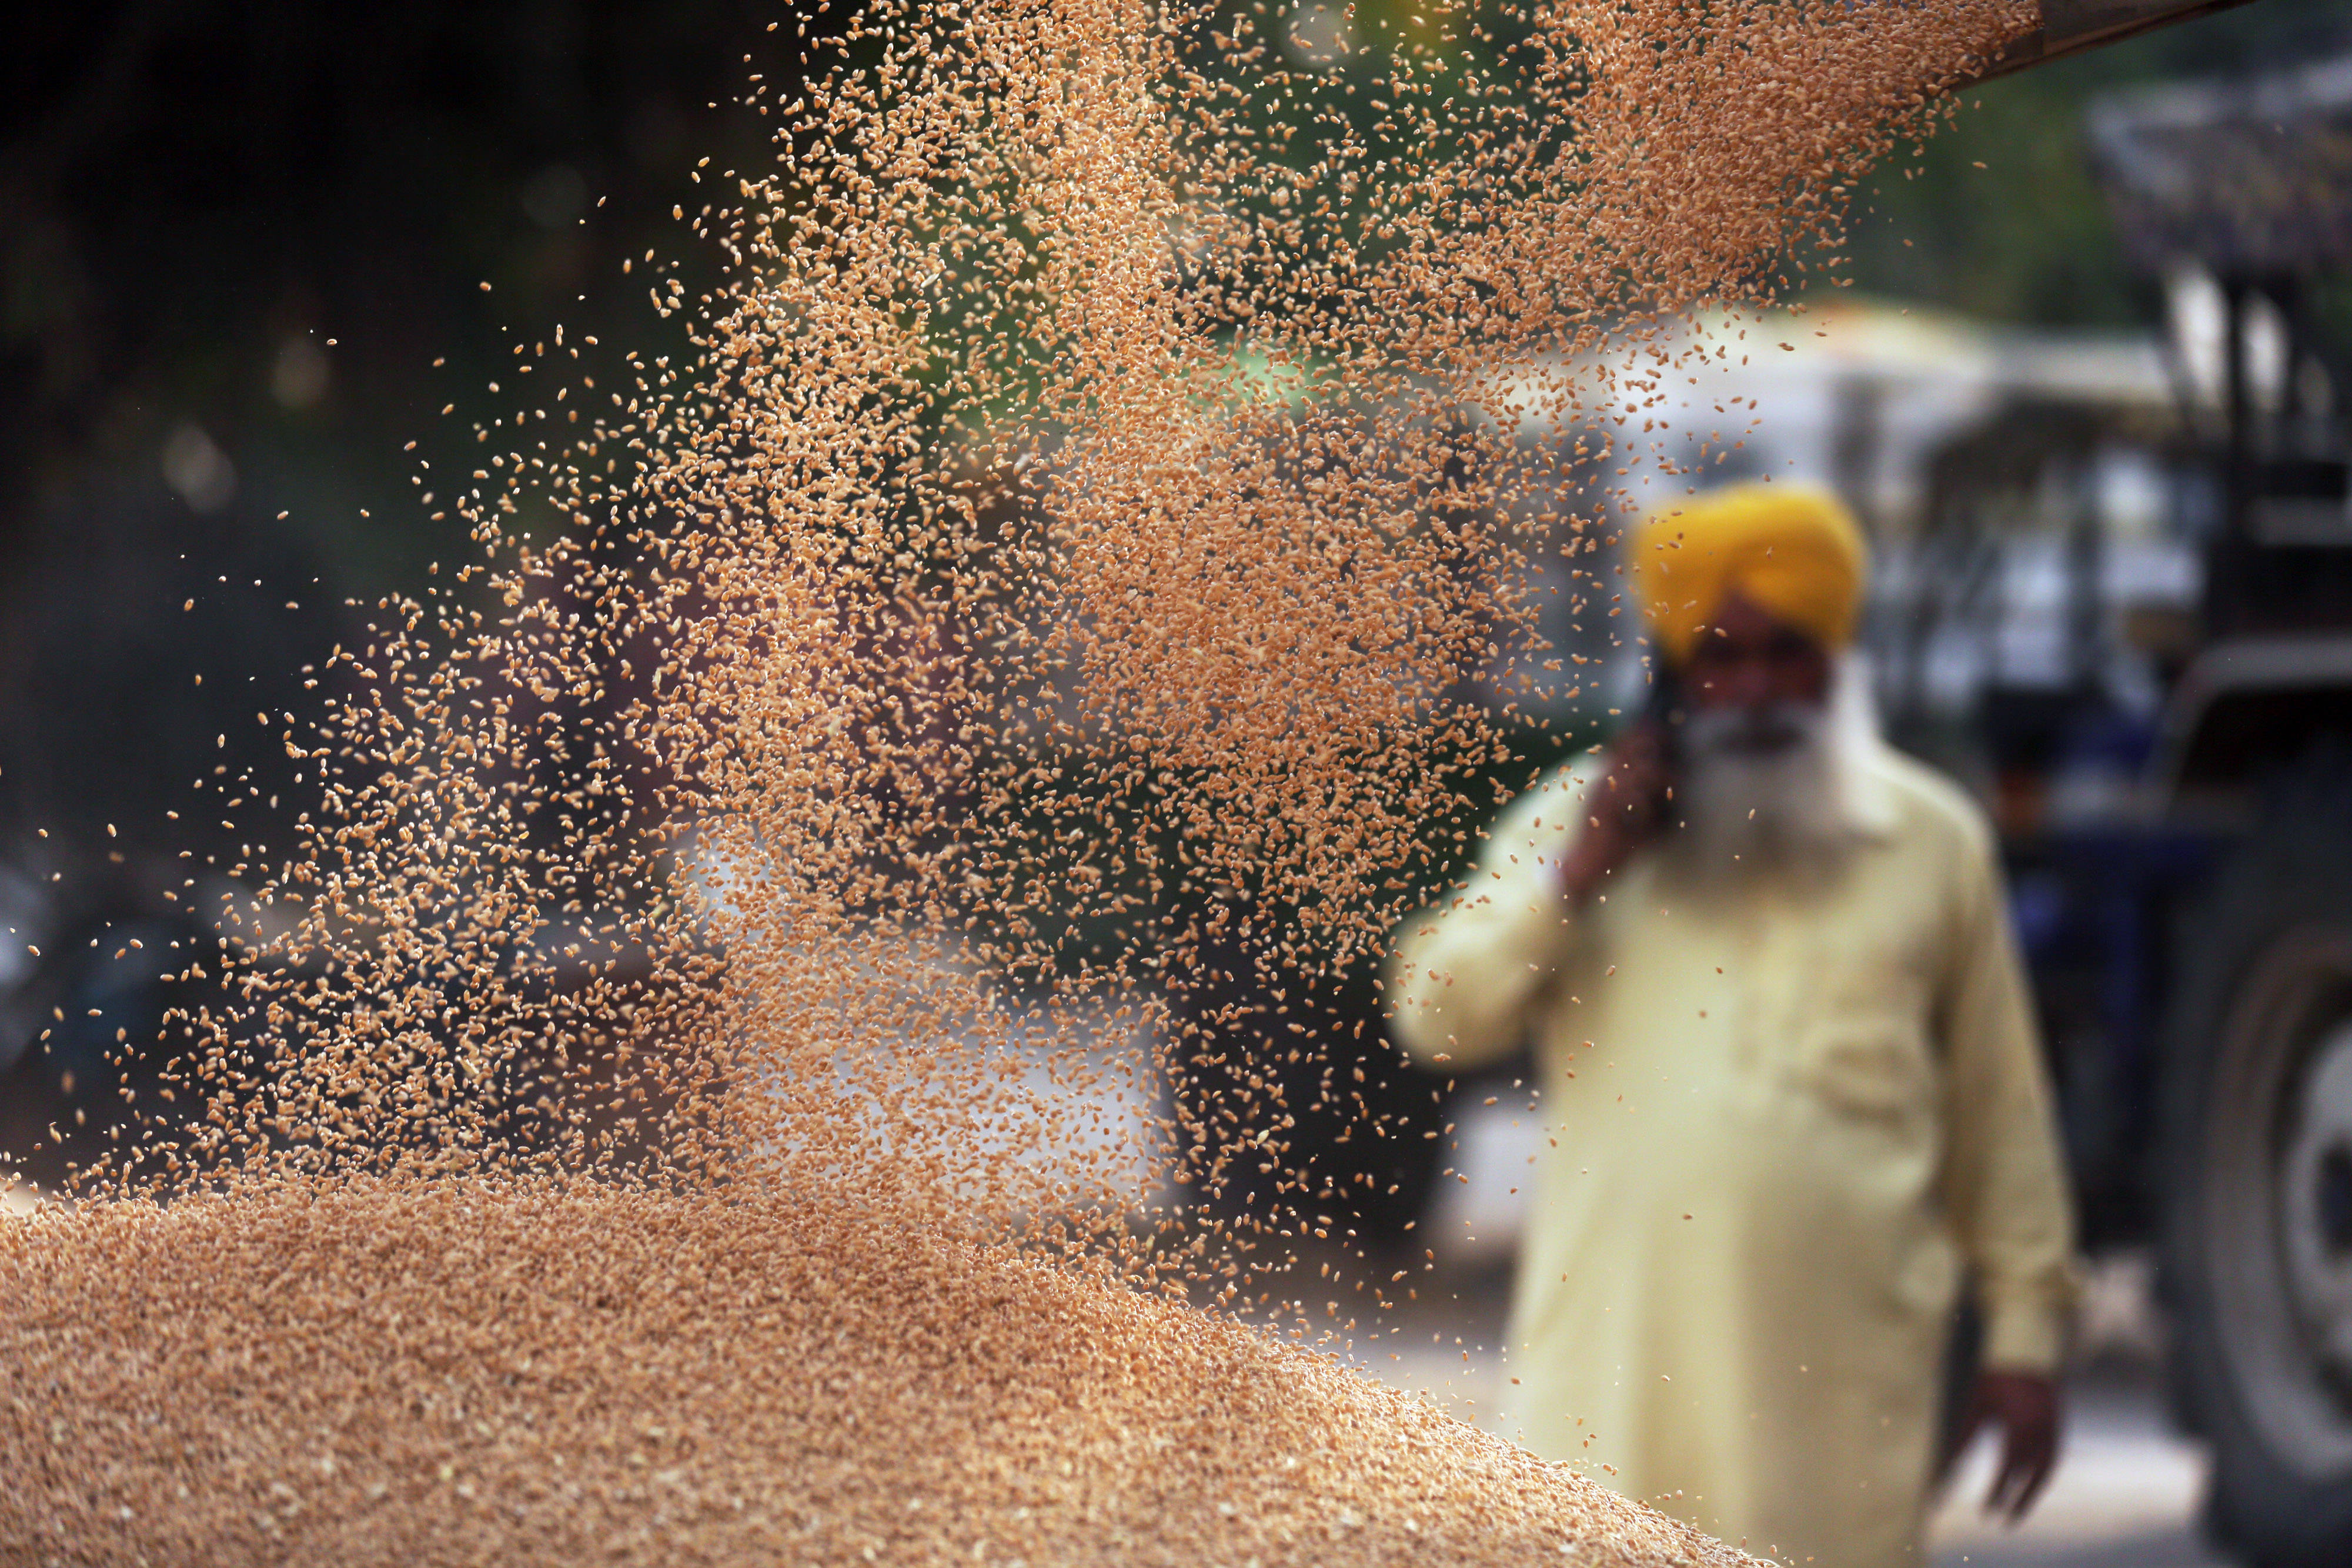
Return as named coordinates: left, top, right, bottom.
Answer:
left=1630, top=664, right=1685, bottom=771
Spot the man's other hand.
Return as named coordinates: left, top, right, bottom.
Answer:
left=1962, top=1369, right=2061, bottom=1522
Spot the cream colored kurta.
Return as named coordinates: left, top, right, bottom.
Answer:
left=1388, top=742, right=2074, bottom=1568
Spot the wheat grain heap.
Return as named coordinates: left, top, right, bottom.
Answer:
left=4, top=1184, right=1759, bottom=1564
left=1, top=0, right=2036, bottom=1562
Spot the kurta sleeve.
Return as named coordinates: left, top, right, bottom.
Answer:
left=1936, top=827, right=2079, bottom=1372
left=1385, top=768, right=1591, bottom=1071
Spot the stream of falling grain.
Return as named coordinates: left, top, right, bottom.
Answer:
left=1, top=1, right=2032, bottom=1560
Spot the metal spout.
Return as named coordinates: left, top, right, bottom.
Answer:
left=1983, top=0, right=2261, bottom=81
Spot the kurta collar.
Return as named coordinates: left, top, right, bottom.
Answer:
left=1840, top=738, right=1905, bottom=843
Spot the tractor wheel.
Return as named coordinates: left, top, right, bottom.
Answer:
left=2162, top=747, right=2352, bottom=1564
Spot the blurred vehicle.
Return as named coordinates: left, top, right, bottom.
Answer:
left=1871, top=52, right=2352, bottom=1565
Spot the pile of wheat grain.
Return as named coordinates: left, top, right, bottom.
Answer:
left=0, top=1182, right=1751, bottom=1566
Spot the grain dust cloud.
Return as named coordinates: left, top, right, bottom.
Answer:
left=1, top=0, right=2030, bottom=1560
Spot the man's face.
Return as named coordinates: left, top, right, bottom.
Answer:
left=1677, top=589, right=1832, bottom=755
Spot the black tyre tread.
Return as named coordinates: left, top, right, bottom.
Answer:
left=2160, top=742, right=2352, bottom=1566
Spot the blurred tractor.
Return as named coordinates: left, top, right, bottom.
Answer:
left=1875, top=52, right=2352, bottom=1563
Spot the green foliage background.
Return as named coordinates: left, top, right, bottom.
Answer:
left=1832, top=0, right=2352, bottom=327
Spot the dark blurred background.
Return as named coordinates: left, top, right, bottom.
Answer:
left=0, top=0, right=810, bottom=1178
left=1, top=0, right=817, bottom=824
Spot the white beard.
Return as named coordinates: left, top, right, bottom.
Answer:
left=1664, top=655, right=1879, bottom=881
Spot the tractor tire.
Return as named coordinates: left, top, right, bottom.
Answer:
left=2161, top=746, right=2352, bottom=1565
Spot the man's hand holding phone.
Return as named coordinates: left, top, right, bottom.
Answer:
left=1556, top=718, right=1673, bottom=903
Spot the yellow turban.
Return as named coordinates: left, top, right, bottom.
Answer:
left=1632, top=482, right=1869, bottom=666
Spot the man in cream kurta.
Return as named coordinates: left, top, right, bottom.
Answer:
left=1388, top=484, right=2075, bottom=1567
